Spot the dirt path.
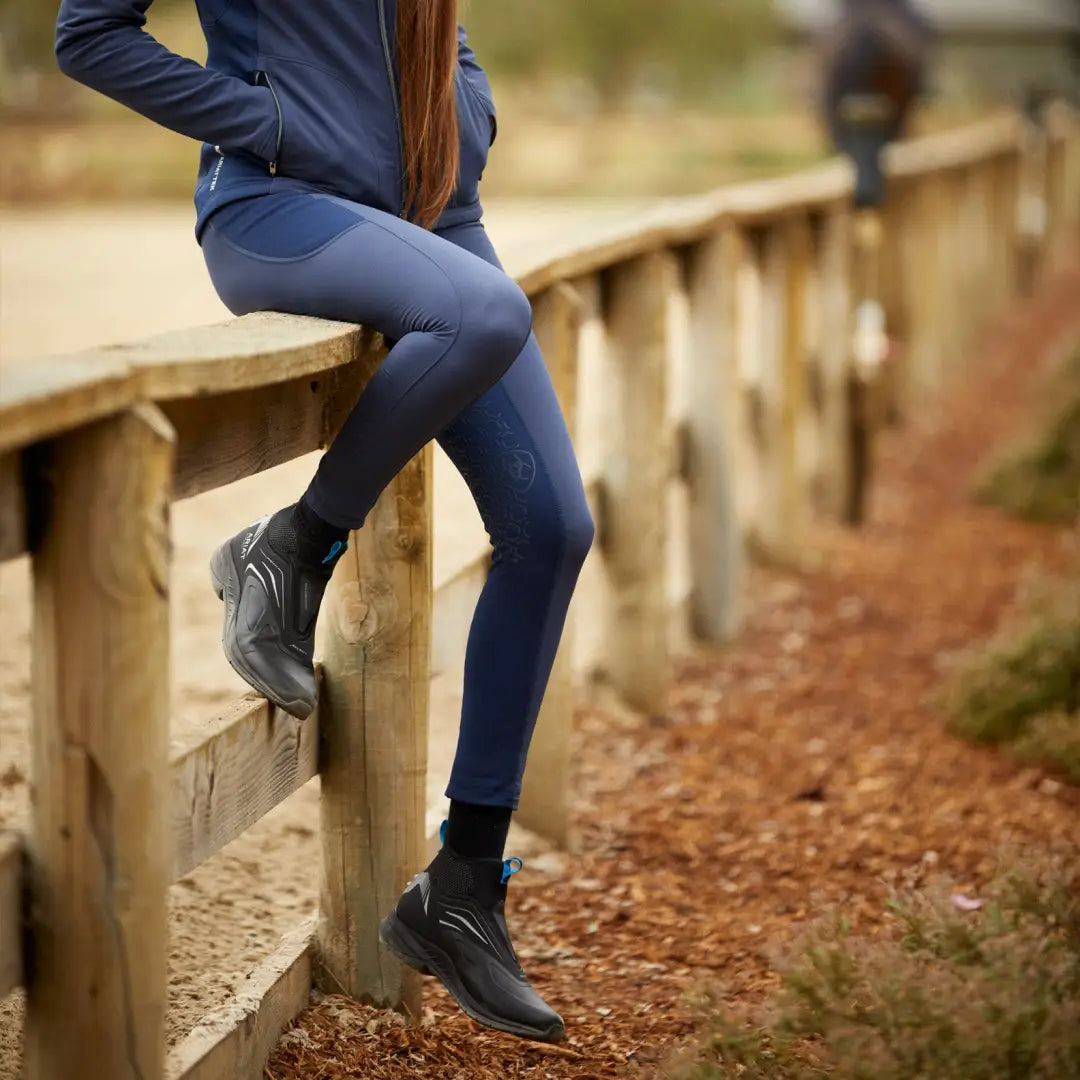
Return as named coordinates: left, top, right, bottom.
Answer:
left=264, top=259, right=1080, bottom=1078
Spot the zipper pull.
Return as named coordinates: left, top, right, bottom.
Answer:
left=256, top=69, right=284, bottom=177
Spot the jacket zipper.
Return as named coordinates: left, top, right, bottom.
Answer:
left=256, top=70, right=284, bottom=176
left=376, top=0, right=407, bottom=217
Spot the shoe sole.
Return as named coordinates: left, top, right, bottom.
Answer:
left=210, top=542, right=312, bottom=720
left=380, top=911, right=565, bottom=1044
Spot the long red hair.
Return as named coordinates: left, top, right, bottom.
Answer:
left=396, top=0, right=460, bottom=228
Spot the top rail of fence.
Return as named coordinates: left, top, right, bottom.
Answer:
left=0, top=107, right=1064, bottom=565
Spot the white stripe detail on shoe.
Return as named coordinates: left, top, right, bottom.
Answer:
left=441, top=907, right=494, bottom=949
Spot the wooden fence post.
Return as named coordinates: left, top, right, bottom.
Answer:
left=1017, top=118, right=1049, bottom=293
left=902, top=173, right=946, bottom=399
left=1045, top=126, right=1068, bottom=269
left=938, top=170, right=964, bottom=378
left=986, top=154, right=1017, bottom=306
left=600, top=252, right=674, bottom=714
left=317, top=445, right=432, bottom=1014
left=26, top=404, right=174, bottom=1080
left=747, top=221, right=809, bottom=557
left=813, top=204, right=855, bottom=521
left=684, top=229, right=743, bottom=642
left=516, top=283, right=583, bottom=848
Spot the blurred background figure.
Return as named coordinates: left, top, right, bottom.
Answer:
left=820, top=0, right=934, bottom=207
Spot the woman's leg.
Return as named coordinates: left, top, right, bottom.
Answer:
left=203, top=192, right=535, bottom=528
left=380, top=219, right=591, bottom=1045
left=202, top=192, right=535, bottom=718
left=433, top=219, right=594, bottom=812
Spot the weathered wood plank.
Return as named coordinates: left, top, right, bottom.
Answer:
left=170, top=695, right=319, bottom=882
left=0, top=831, right=23, bottom=998
left=813, top=206, right=856, bottom=521
left=166, top=917, right=314, bottom=1080
left=162, top=361, right=374, bottom=501
left=780, top=218, right=812, bottom=540
left=600, top=252, right=674, bottom=713
left=112, top=312, right=367, bottom=401
left=749, top=223, right=796, bottom=558
left=901, top=172, right=948, bottom=400
left=516, top=282, right=585, bottom=847
left=684, top=229, right=743, bottom=641
left=0, top=451, right=27, bottom=563
left=512, top=117, right=1017, bottom=296
left=0, top=355, right=134, bottom=456
left=26, top=404, right=173, bottom=1080
left=317, top=446, right=432, bottom=1011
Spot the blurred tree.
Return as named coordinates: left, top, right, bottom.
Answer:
left=467, top=0, right=777, bottom=108
left=0, top=0, right=64, bottom=71
left=0, top=0, right=185, bottom=76
left=1, top=0, right=776, bottom=107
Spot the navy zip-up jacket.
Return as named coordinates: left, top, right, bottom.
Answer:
left=55, top=0, right=498, bottom=239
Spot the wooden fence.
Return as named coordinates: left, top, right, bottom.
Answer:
left=0, top=106, right=1077, bottom=1080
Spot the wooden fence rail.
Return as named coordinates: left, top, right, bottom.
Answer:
left=0, top=106, right=1077, bottom=1080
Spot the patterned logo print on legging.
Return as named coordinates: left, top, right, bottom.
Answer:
left=503, top=448, right=536, bottom=493
left=441, top=400, right=536, bottom=567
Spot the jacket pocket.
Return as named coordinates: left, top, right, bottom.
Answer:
left=454, top=66, right=496, bottom=206
left=255, top=57, right=382, bottom=201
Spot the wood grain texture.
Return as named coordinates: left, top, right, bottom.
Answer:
left=162, top=360, right=374, bottom=501
left=317, top=446, right=432, bottom=1011
left=600, top=252, right=674, bottom=714
left=516, top=282, right=585, bottom=847
left=101, top=312, right=366, bottom=401
left=170, top=695, right=319, bottom=882
left=0, top=451, right=26, bottom=564
left=166, top=917, right=313, bottom=1080
left=0, top=831, right=23, bottom=998
left=26, top=404, right=174, bottom=1080
left=0, top=354, right=134, bottom=456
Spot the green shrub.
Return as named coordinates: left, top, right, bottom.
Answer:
left=674, top=860, right=1080, bottom=1080
left=975, top=348, right=1080, bottom=524
left=944, top=581, right=1080, bottom=745
left=1013, top=710, right=1080, bottom=785
left=942, top=575, right=1080, bottom=780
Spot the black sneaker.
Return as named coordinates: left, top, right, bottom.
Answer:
left=380, top=839, right=564, bottom=1043
left=209, top=506, right=346, bottom=719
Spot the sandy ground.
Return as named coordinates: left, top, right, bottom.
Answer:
left=0, top=198, right=650, bottom=1072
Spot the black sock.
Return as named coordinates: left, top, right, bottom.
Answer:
left=290, top=496, right=349, bottom=568
left=446, top=800, right=512, bottom=861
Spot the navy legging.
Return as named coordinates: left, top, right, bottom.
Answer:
left=202, top=190, right=594, bottom=807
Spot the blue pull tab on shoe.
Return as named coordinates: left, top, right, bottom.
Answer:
left=501, top=857, right=523, bottom=885
left=322, top=539, right=346, bottom=564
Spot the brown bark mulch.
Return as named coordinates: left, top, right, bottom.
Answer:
left=268, top=255, right=1080, bottom=1080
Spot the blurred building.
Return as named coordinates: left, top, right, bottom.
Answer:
left=779, top=0, right=1080, bottom=104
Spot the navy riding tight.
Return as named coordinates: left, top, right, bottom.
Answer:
left=202, top=191, right=594, bottom=807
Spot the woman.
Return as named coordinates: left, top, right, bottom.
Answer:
left=56, top=0, right=593, bottom=1044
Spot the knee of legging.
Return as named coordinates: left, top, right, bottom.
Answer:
left=523, top=490, right=595, bottom=573
left=458, top=276, right=534, bottom=376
